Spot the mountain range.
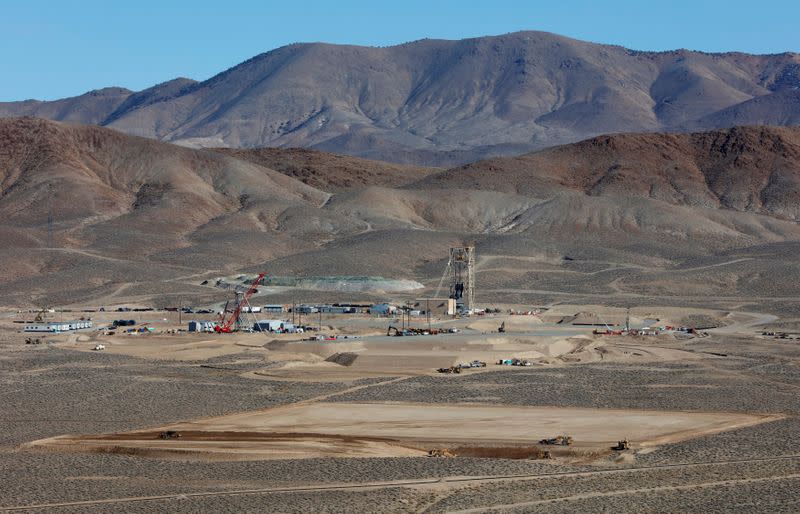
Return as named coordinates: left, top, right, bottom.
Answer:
left=2, top=116, right=800, bottom=307
left=2, top=31, right=799, bottom=165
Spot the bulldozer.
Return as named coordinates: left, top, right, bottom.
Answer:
left=539, top=435, right=573, bottom=446
left=612, top=438, right=630, bottom=451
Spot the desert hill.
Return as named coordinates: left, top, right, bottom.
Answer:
left=1, top=32, right=799, bottom=165
left=0, top=118, right=359, bottom=303
left=213, top=147, right=436, bottom=192
left=412, top=125, right=800, bottom=221
left=1, top=118, right=800, bottom=307
left=0, top=87, right=133, bottom=125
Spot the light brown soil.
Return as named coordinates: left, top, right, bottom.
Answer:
left=32, top=402, right=780, bottom=461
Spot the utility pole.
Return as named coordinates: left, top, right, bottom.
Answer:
left=427, top=298, right=431, bottom=332
left=318, top=309, right=322, bottom=332
left=178, top=296, right=182, bottom=326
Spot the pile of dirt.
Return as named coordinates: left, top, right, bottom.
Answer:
left=679, top=314, right=727, bottom=329
left=325, top=352, right=359, bottom=367
left=449, top=446, right=552, bottom=460
left=562, top=312, right=623, bottom=327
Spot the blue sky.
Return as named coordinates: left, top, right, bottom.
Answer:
left=2, top=0, right=798, bottom=101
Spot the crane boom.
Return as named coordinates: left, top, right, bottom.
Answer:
left=216, top=273, right=267, bottom=333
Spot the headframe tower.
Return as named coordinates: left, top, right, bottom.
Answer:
left=448, top=246, right=475, bottom=313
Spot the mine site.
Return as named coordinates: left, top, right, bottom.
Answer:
left=2, top=4, right=800, bottom=512
left=3, top=235, right=800, bottom=512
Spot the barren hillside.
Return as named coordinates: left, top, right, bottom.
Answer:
left=1, top=32, right=799, bottom=165
left=412, top=126, right=800, bottom=220
left=1, top=118, right=800, bottom=306
left=213, top=147, right=437, bottom=192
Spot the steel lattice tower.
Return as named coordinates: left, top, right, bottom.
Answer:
left=449, top=246, right=475, bottom=312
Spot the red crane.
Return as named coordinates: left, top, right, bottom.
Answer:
left=215, top=272, right=267, bottom=333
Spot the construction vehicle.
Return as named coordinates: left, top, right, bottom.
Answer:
left=498, top=358, right=533, bottom=366
left=159, top=430, right=181, bottom=439
left=539, top=435, right=573, bottom=446
left=428, top=448, right=455, bottom=457
left=25, top=337, right=42, bottom=345
left=92, top=344, right=106, bottom=351
left=593, top=328, right=624, bottom=336
left=216, top=273, right=267, bottom=333
left=498, top=321, right=506, bottom=333
left=460, top=360, right=487, bottom=368
left=33, top=307, right=50, bottom=323
left=388, top=326, right=442, bottom=337
left=612, top=439, right=630, bottom=451
left=437, top=366, right=462, bottom=374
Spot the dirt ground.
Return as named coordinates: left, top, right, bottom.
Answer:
left=11, top=307, right=722, bottom=383
left=4, top=301, right=798, bottom=512
left=33, top=402, right=779, bottom=461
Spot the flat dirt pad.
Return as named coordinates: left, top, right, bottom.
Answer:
left=33, top=402, right=780, bottom=460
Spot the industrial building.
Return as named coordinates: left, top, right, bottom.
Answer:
left=370, top=303, right=397, bottom=315
left=24, top=320, right=93, bottom=333
left=318, top=305, right=357, bottom=314
left=188, top=320, right=217, bottom=332
left=292, top=304, right=364, bottom=314
left=253, top=320, right=300, bottom=333
left=415, top=298, right=457, bottom=316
